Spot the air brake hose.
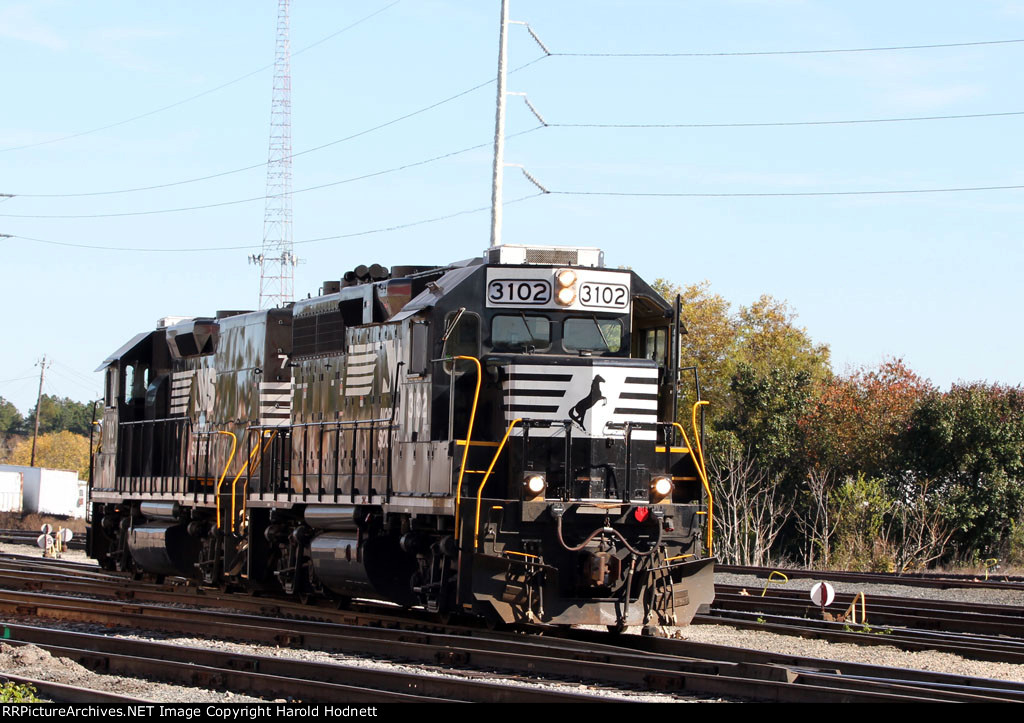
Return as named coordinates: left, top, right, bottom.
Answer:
left=555, top=513, right=663, bottom=557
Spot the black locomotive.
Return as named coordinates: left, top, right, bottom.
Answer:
left=88, top=243, right=715, bottom=629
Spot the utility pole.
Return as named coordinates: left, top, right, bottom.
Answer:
left=489, top=0, right=510, bottom=249
left=30, top=355, right=49, bottom=467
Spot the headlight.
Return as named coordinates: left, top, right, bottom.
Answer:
left=554, top=268, right=578, bottom=306
left=651, top=476, right=673, bottom=502
left=555, top=287, right=576, bottom=306
left=556, top=268, right=577, bottom=287
left=524, top=473, right=546, bottom=500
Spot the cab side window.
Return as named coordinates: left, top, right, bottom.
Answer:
left=643, top=328, right=668, bottom=366
left=443, top=311, right=480, bottom=368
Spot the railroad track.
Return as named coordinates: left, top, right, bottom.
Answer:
left=719, top=563, right=1024, bottom=592
left=0, top=672, right=152, bottom=704
left=0, top=622, right=601, bottom=704
left=0, top=528, right=86, bottom=552
left=714, top=583, right=1024, bottom=638
left=0, top=556, right=1022, bottom=702
left=5, top=555, right=1020, bottom=670
left=697, top=610, right=1024, bottom=665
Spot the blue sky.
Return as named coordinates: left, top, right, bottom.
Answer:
left=2, top=0, right=1023, bottom=413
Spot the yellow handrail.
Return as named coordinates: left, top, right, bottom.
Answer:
left=473, top=418, right=523, bottom=550
left=761, top=570, right=788, bottom=597
left=672, top=413, right=714, bottom=556
left=452, top=355, right=482, bottom=541
left=845, top=591, right=867, bottom=625
left=214, top=431, right=238, bottom=530
left=984, top=558, right=999, bottom=581
left=691, top=400, right=712, bottom=555
left=231, top=430, right=278, bottom=533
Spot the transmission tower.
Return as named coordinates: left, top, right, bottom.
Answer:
left=253, top=0, right=297, bottom=309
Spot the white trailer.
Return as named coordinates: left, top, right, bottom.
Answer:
left=0, top=471, right=23, bottom=513
left=0, top=465, right=85, bottom=518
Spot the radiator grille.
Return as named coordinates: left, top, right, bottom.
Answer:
left=524, top=248, right=578, bottom=265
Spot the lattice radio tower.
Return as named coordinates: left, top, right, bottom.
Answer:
left=252, top=0, right=297, bottom=308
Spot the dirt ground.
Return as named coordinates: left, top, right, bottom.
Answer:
left=0, top=511, right=87, bottom=535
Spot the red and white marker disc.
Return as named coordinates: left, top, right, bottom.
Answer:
left=810, top=581, right=835, bottom=607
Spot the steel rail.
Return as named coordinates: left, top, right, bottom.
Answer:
left=697, top=611, right=1024, bottom=665
left=3, top=553, right=1023, bottom=702
left=0, top=587, right=1016, bottom=703
left=564, top=626, right=1024, bottom=701
left=1, top=623, right=607, bottom=704
left=0, top=672, right=154, bottom=704
left=0, top=530, right=86, bottom=551
left=719, top=563, right=1024, bottom=591
left=714, top=585, right=1024, bottom=637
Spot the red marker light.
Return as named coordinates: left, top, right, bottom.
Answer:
left=634, top=507, right=649, bottom=522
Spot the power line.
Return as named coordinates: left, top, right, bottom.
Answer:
left=551, top=37, right=1024, bottom=58
left=550, top=109, right=1024, bottom=129
left=49, top=360, right=99, bottom=386
left=5, top=98, right=1021, bottom=217
left=0, top=1, right=403, bottom=155
left=4, top=193, right=543, bottom=253
left=7, top=99, right=1022, bottom=213
left=3, top=57, right=548, bottom=200
left=6, top=178, right=1024, bottom=253
left=0, top=375, right=37, bottom=386
left=46, top=367, right=100, bottom=396
left=550, top=184, right=1024, bottom=198
left=0, top=128, right=543, bottom=219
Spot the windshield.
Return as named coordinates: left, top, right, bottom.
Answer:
left=563, top=317, right=623, bottom=353
left=492, top=314, right=551, bottom=352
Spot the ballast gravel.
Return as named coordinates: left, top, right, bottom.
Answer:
left=2, top=543, right=1023, bottom=701
left=0, top=642, right=266, bottom=703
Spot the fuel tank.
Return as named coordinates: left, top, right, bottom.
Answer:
left=309, top=532, right=418, bottom=606
left=127, top=523, right=200, bottom=577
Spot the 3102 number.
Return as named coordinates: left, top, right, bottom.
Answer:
left=579, top=282, right=628, bottom=309
left=487, top=279, right=552, bottom=305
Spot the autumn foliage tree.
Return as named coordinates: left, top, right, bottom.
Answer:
left=7, top=431, right=91, bottom=478
left=653, top=275, right=1024, bottom=568
left=801, top=359, right=934, bottom=479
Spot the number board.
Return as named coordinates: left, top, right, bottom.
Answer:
left=579, top=281, right=628, bottom=309
left=487, top=279, right=552, bottom=305
left=485, top=268, right=631, bottom=312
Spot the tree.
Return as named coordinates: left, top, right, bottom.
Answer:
left=801, top=358, right=935, bottom=479
left=902, top=383, right=1024, bottom=557
left=24, top=395, right=96, bottom=437
left=829, top=475, right=896, bottom=571
left=716, top=362, right=814, bottom=479
left=734, top=295, right=831, bottom=387
left=708, top=440, right=795, bottom=566
left=652, top=280, right=830, bottom=437
left=652, top=278, right=738, bottom=415
left=0, top=397, right=24, bottom=434
left=7, top=431, right=91, bottom=478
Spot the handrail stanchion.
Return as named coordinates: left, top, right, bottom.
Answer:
left=214, top=431, right=238, bottom=530
left=474, top=419, right=523, bottom=551
left=673, top=414, right=714, bottom=556
left=451, top=356, right=482, bottom=542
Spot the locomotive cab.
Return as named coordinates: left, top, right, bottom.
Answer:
left=424, top=245, right=715, bottom=627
